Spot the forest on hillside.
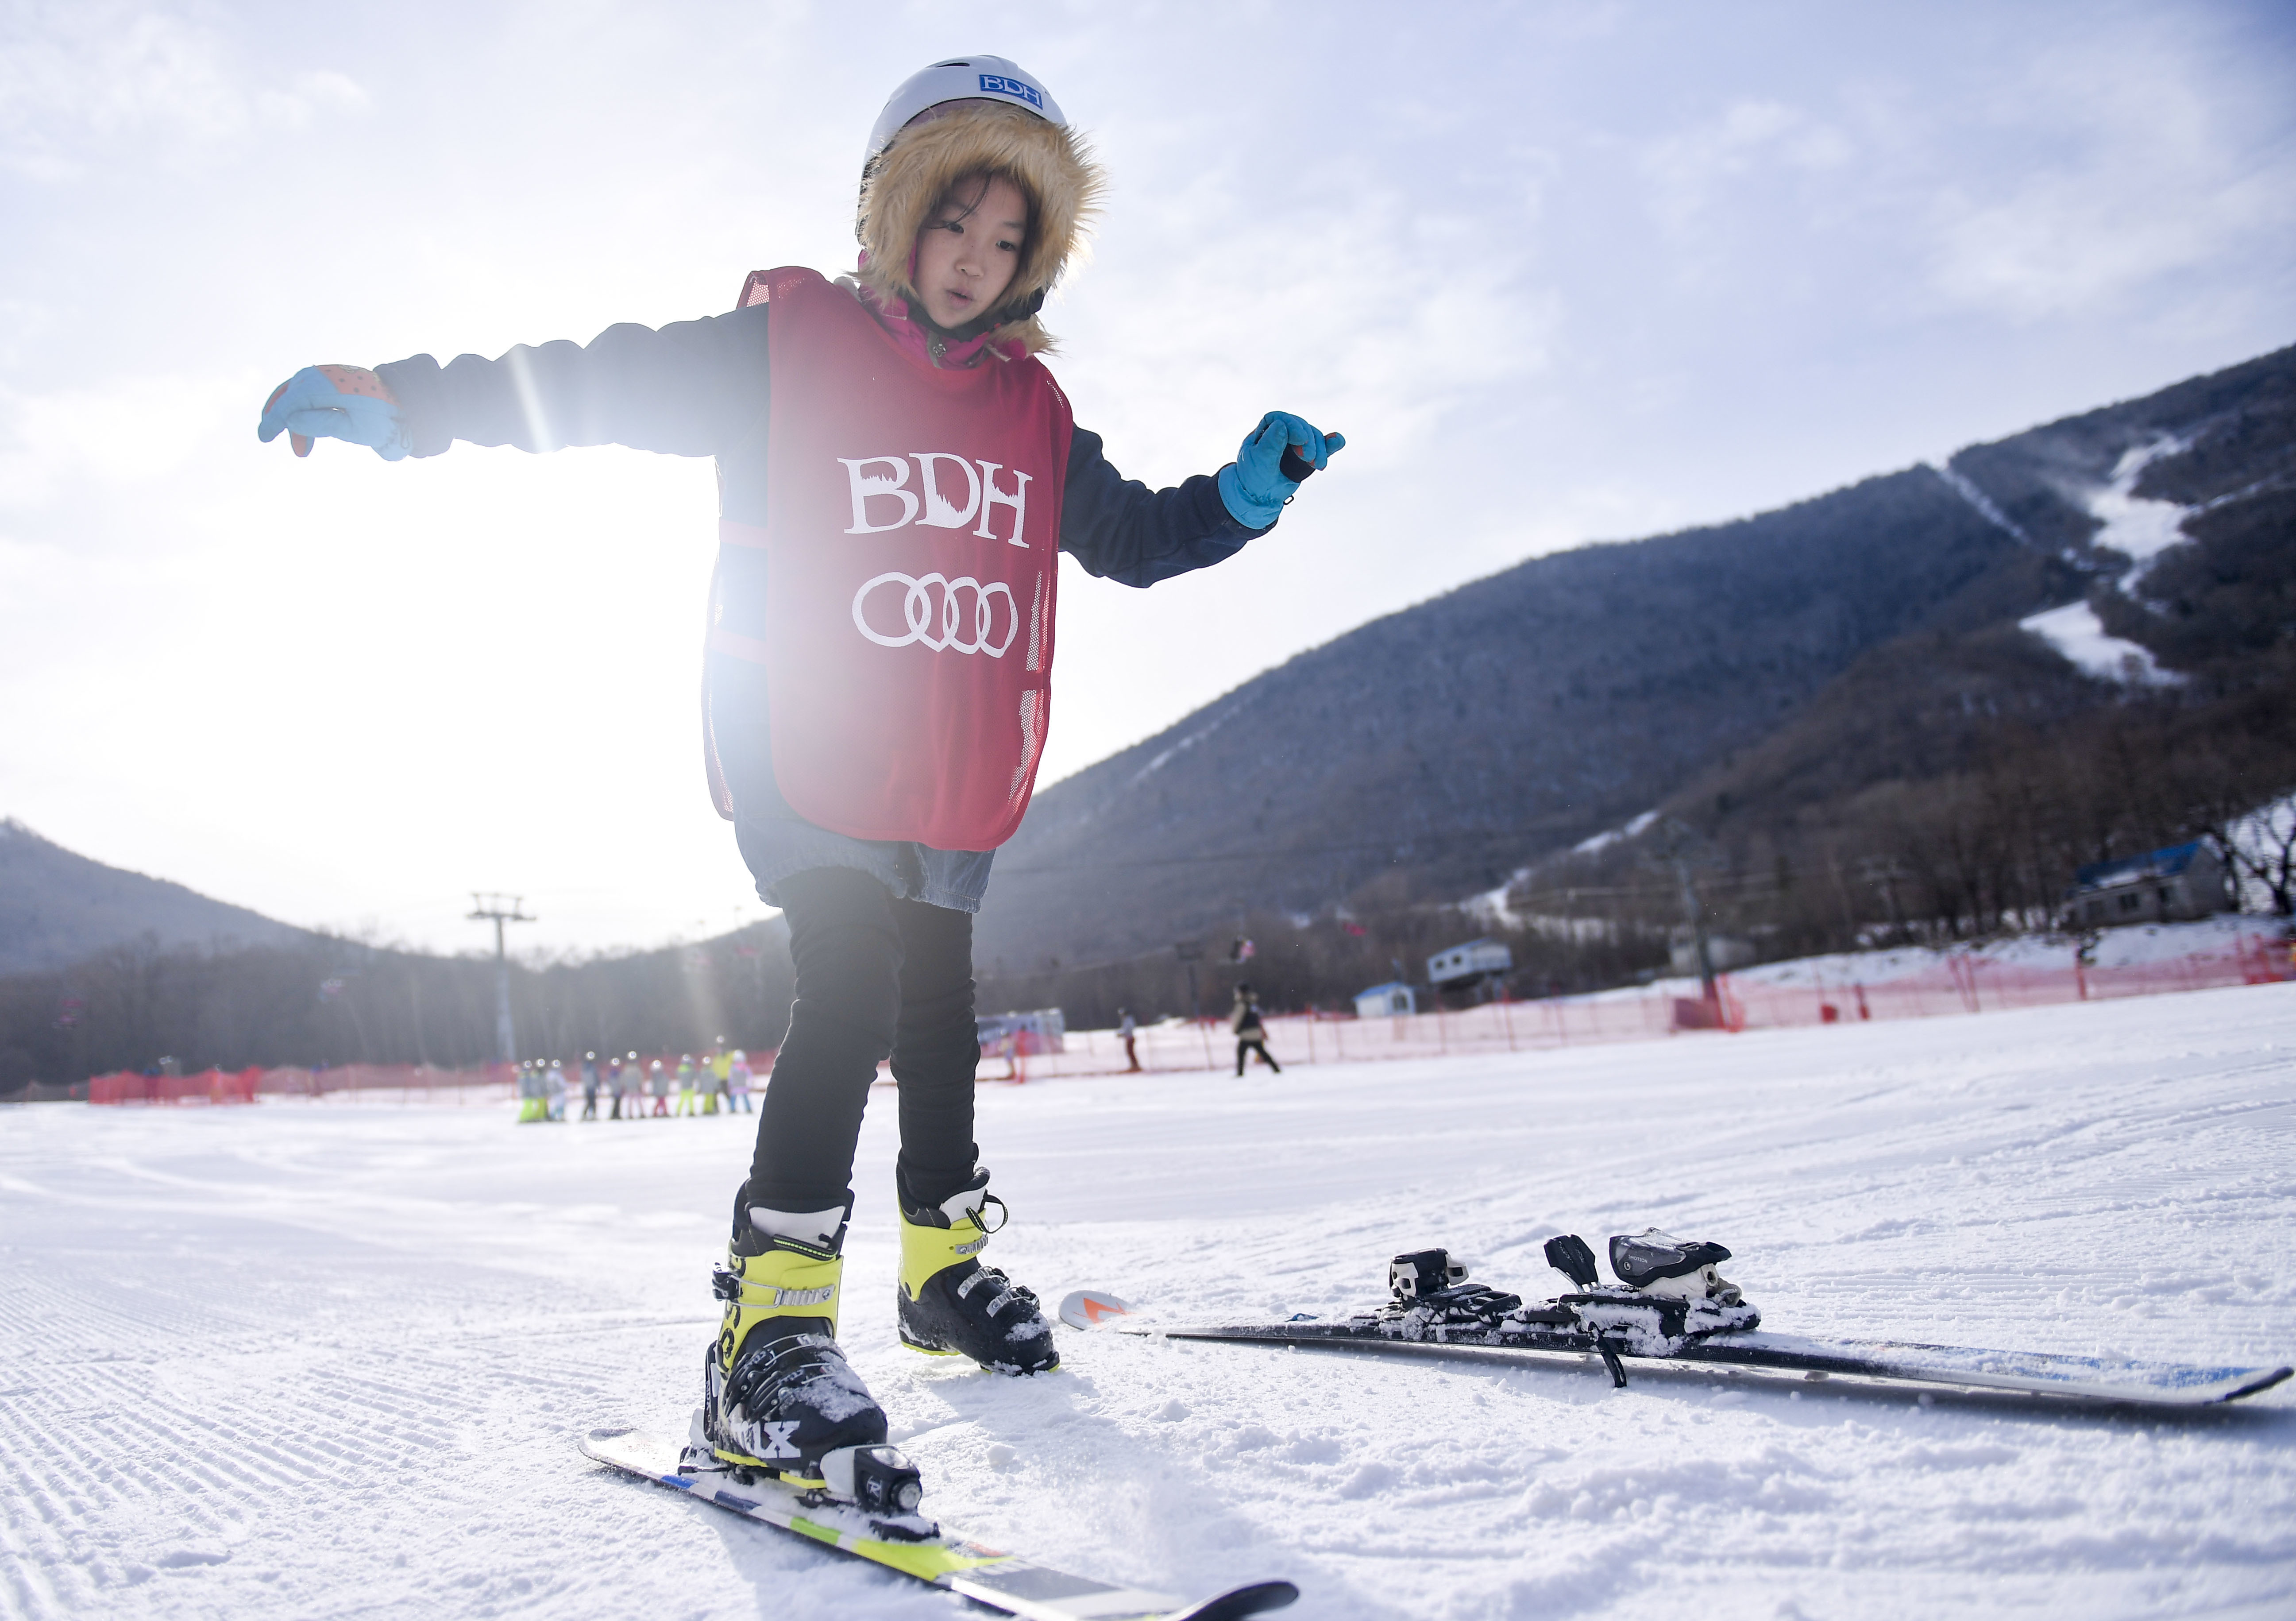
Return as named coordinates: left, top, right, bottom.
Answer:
left=4, top=697, right=2290, bottom=1088
left=0, top=922, right=797, bottom=1091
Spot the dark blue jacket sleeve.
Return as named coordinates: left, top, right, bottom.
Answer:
left=1058, top=426, right=1264, bottom=587
left=373, top=306, right=772, bottom=459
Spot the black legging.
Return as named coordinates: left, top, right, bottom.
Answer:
left=746, top=867, right=980, bottom=1215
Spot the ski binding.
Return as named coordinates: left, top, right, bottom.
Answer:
left=1083, top=1232, right=2292, bottom=1408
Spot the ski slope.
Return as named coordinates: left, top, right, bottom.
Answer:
left=3, top=982, right=2293, bottom=1620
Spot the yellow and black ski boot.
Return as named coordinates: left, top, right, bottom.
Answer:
left=896, top=1167, right=1059, bottom=1374
left=699, top=1191, right=886, bottom=1482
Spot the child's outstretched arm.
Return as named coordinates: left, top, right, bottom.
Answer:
left=256, top=308, right=773, bottom=463
left=1061, top=411, right=1343, bottom=588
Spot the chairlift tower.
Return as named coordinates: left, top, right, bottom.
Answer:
left=467, top=894, right=536, bottom=1063
left=1173, top=940, right=1206, bottom=1022
left=1647, top=821, right=1725, bottom=1007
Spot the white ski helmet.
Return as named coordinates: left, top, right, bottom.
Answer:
left=864, top=54, right=1066, bottom=170
left=853, top=54, right=1101, bottom=355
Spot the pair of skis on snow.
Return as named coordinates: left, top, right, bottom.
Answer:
left=1068, top=1230, right=2296, bottom=1407
left=583, top=1231, right=2290, bottom=1620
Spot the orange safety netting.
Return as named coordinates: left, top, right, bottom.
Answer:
left=989, top=931, right=2294, bottom=1079
left=88, top=1063, right=517, bottom=1105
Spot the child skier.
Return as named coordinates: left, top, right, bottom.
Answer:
left=257, top=56, right=1340, bottom=1492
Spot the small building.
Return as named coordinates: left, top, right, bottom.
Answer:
left=1427, top=938, right=1514, bottom=988
left=1353, top=982, right=1417, bottom=1018
left=2064, top=841, right=2228, bottom=927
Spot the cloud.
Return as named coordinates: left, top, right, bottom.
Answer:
left=1068, top=168, right=1552, bottom=495
left=0, top=373, right=229, bottom=509
left=1640, top=100, right=1855, bottom=240
left=0, top=2, right=367, bottom=179
left=1920, top=32, right=2296, bottom=321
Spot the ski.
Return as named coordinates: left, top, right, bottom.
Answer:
left=580, top=1427, right=1298, bottom=1621
left=1062, top=1232, right=2292, bottom=1410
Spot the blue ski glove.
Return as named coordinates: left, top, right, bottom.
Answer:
left=257, top=365, right=410, bottom=460
left=1217, top=410, right=1345, bottom=530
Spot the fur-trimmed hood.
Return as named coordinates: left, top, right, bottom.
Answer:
left=855, top=101, right=1104, bottom=357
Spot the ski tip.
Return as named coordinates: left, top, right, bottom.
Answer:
left=1057, top=1288, right=1135, bottom=1331
left=1164, top=1578, right=1300, bottom=1619
left=579, top=1426, right=650, bottom=1465
left=2230, top=1365, right=2293, bottom=1401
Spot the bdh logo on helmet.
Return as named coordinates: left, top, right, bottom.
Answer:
left=839, top=455, right=1032, bottom=544
left=978, top=73, right=1042, bottom=108
left=852, top=571, right=1021, bottom=657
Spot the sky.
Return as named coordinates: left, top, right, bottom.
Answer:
left=3, top=0, right=2292, bottom=957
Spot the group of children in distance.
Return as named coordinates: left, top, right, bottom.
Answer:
left=514, top=1049, right=758, bottom=1123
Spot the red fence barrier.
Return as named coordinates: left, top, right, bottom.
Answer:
left=84, top=1058, right=779, bottom=1107
left=999, top=926, right=2294, bottom=1079
left=89, top=1063, right=515, bottom=1105
left=89, top=1068, right=262, bottom=1105
left=254, top=1063, right=513, bottom=1100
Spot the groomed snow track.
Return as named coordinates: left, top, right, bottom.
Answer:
left=3, top=981, right=2293, bottom=1619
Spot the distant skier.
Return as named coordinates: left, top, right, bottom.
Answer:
left=675, top=1054, right=699, bottom=1117
left=1232, top=985, right=1281, bottom=1076
left=649, top=1059, right=669, bottom=1118
left=545, top=1060, right=569, bottom=1121
left=727, top=1049, right=754, bottom=1114
left=1118, top=1008, right=1141, bottom=1072
left=257, top=54, right=1341, bottom=1493
left=607, top=1054, right=629, bottom=1121
left=580, top=1051, right=601, bottom=1121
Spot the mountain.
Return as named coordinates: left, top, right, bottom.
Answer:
left=1663, top=347, right=2295, bottom=858
left=975, top=345, right=2296, bottom=973
left=0, top=819, right=310, bottom=975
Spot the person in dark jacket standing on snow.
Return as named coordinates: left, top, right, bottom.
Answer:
left=1232, top=984, right=1281, bottom=1076
left=257, top=54, right=1341, bottom=1493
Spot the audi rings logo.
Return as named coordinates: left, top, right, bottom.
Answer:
left=852, top=572, right=1020, bottom=657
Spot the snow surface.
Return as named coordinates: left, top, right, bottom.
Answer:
left=2085, top=439, right=2194, bottom=587
left=1571, top=810, right=1661, bottom=858
left=1468, top=811, right=1661, bottom=926
left=2017, top=600, right=2182, bottom=688
left=1663, top=913, right=2269, bottom=996
left=4, top=982, right=2295, bottom=1620
left=2010, top=438, right=2198, bottom=687
left=1929, top=462, right=2032, bottom=545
